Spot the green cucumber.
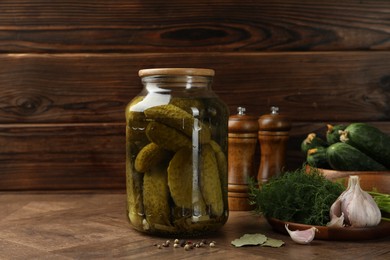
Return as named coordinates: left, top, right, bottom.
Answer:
left=301, top=133, right=327, bottom=155
left=340, top=123, right=390, bottom=169
left=326, top=124, right=346, bottom=145
left=306, top=147, right=330, bottom=169
left=326, top=142, right=387, bottom=171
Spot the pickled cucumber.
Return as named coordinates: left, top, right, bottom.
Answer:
left=167, top=147, right=207, bottom=215
left=134, top=142, right=171, bottom=172
left=200, top=144, right=224, bottom=217
left=126, top=158, right=144, bottom=228
left=146, top=121, right=191, bottom=151
left=209, top=140, right=227, bottom=185
left=144, top=104, right=211, bottom=143
left=143, top=164, right=172, bottom=228
left=209, top=140, right=228, bottom=207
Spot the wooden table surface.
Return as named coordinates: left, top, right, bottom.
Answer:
left=0, top=192, right=389, bottom=260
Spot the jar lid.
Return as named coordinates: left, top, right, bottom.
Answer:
left=229, top=107, right=259, bottom=133
left=258, top=106, right=292, bottom=131
left=139, top=68, right=215, bottom=77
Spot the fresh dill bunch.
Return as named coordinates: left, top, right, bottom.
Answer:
left=248, top=166, right=345, bottom=226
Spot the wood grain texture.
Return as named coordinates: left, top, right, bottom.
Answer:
left=0, top=123, right=125, bottom=190
left=0, top=1, right=388, bottom=53
left=0, top=52, right=389, bottom=123
left=1, top=121, right=390, bottom=190
left=0, top=193, right=388, bottom=259
left=0, top=1, right=389, bottom=191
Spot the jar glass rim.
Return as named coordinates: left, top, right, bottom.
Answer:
left=138, top=68, right=215, bottom=77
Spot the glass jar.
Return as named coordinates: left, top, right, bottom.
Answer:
left=125, top=68, right=229, bottom=236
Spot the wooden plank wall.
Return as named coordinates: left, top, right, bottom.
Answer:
left=0, top=1, right=389, bottom=191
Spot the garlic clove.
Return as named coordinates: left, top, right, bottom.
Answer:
left=327, top=212, right=345, bottom=228
left=327, top=196, right=346, bottom=227
left=285, top=224, right=318, bottom=244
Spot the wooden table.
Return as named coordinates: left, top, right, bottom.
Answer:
left=1, top=192, right=389, bottom=259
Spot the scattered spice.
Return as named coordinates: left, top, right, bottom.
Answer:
left=179, top=239, right=186, bottom=247
left=155, top=238, right=217, bottom=250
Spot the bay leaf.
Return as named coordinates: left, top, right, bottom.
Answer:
left=231, top=233, right=267, bottom=247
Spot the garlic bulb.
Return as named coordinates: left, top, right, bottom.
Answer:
left=327, top=175, right=381, bottom=228
left=285, top=224, right=318, bottom=244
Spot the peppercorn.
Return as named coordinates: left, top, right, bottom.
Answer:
left=179, top=239, right=186, bottom=247
left=154, top=239, right=217, bottom=250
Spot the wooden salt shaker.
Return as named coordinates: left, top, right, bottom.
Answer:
left=257, top=106, right=292, bottom=184
left=228, top=107, right=259, bottom=211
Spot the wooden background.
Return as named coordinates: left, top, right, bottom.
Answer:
left=0, top=1, right=389, bottom=191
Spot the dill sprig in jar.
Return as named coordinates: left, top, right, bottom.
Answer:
left=125, top=68, right=229, bottom=236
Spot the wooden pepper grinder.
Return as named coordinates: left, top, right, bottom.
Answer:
left=228, top=107, right=259, bottom=211
left=257, top=106, right=292, bottom=184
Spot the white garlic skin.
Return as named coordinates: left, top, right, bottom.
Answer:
left=285, top=224, right=318, bottom=244
left=328, top=175, right=381, bottom=228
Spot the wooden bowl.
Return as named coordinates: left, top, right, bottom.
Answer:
left=306, top=166, right=390, bottom=193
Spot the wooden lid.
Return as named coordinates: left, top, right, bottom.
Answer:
left=258, top=106, right=292, bottom=131
left=139, top=68, right=215, bottom=77
left=229, top=107, right=259, bottom=133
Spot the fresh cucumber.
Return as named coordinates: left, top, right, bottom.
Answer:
left=340, top=123, right=390, bottom=169
left=301, top=133, right=327, bottom=155
left=326, top=142, right=387, bottom=171
left=306, top=147, right=330, bottom=169
left=326, top=124, right=346, bottom=145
